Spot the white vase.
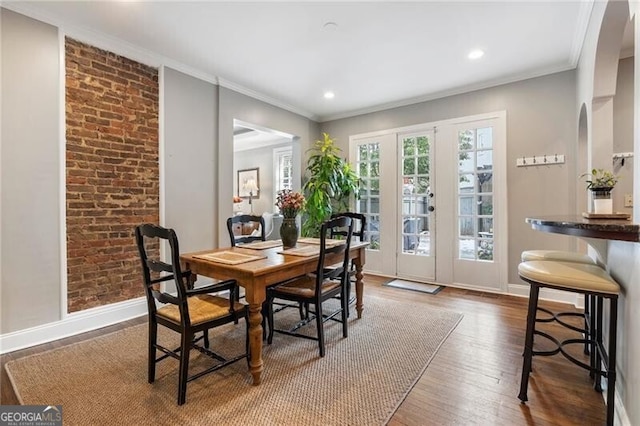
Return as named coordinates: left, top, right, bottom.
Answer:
left=593, top=198, right=613, bottom=214
left=590, top=187, right=613, bottom=214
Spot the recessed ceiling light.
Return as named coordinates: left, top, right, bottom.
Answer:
left=323, top=22, right=338, bottom=31
left=324, top=91, right=335, bottom=99
left=468, top=49, right=484, bottom=60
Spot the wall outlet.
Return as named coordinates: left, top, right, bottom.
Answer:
left=624, top=194, right=633, bottom=207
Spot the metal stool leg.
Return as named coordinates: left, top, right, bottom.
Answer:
left=519, top=283, right=540, bottom=402
left=605, top=296, right=617, bottom=426
left=594, top=296, right=604, bottom=392
left=584, top=294, right=591, bottom=355
left=589, top=294, right=597, bottom=379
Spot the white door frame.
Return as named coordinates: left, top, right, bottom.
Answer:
left=349, top=111, right=508, bottom=292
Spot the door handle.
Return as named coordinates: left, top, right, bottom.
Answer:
left=428, top=206, right=435, bottom=212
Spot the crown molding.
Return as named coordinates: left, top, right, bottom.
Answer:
left=3, top=2, right=221, bottom=86
left=318, top=63, right=576, bottom=123
left=570, top=0, right=595, bottom=66
left=217, top=77, right=317, bottom=121
left=3, top=2, right=318, bottom=121
left=3, top=2, right=590, bottom=131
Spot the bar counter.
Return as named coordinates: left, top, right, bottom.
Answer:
left=526, top=215, right=640, bottom=242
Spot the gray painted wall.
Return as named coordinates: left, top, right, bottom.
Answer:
left=321, top=71, right=578, bottom=285
left=217, top=86, right=320, bottom=246
left=0, top=9, right=322, bottom=336
left=163, top=67, right=217, bottom=252
left=1, top=10, right=62, bottom=333
left=613, top=56, right=634, bottom=213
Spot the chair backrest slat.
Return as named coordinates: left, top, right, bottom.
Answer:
left=331, top=212, right=366, bottom=242
left=316, top=216, right=353, bottom=293
left=146, top=259, right=172, bottom=274
left=135, top=224, right=190, bottom=322
left=148, top=274, right=176, bottom=286
left=226, top=214, right=266, bottom=247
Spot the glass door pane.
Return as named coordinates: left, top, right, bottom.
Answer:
left=400, top=135, right=432, bottom=256
left=356, top=142, right=380, bottom=250
left=457, top=127, right=494, bottom=261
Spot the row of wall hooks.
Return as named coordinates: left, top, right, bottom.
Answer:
left=613, top=152, right=633, bottom=166
left=516, top=154, right=565, bottom=167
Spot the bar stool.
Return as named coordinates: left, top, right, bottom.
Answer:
left=521, top=249, right=596, bottom=265
left=518, top=260, right=619, bottom=426
left=521, top=250, right=597, bottom=356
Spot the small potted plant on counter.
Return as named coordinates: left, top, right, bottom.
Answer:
left=581, top=168, right=618, bottom=214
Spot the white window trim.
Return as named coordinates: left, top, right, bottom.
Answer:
left=273, top=146, right=294, bottom=204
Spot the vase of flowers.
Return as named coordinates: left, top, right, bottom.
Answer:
left=276, top=189, right=305, bottom=248
left=232, top=196, right=243, bottom=214
left=581, top=168, right=618, bottom=214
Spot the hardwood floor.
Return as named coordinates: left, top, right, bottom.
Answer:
left=1, top=275, right=606, bottom=425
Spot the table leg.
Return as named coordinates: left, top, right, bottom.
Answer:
left=247, top=302, right=264, bottom=385
left=355, top=262, right=364, bottom=319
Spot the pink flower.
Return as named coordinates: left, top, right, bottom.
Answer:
left=275, top=190, right=305, bottom=218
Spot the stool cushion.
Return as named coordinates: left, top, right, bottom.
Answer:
left=518, top=261, right=619, bottom=295
left=521, top=250, right=595, bottom=264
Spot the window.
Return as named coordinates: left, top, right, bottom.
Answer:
left=274, top=146, right=293, bottom=193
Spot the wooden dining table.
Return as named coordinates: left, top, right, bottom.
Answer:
left=180, top=240, right=368, bottom=385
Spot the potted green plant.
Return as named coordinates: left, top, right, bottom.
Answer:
left=302, top=133, right=360, bottom=237
left=581, top=168, right=618, bottom=214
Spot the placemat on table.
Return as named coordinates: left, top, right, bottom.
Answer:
left=278, top=245, right=320, bottom=257
left=297, top=237, right=345, bottom=247
left=194, top=251, right=267, bottom=264
left=237, top=240, right=283, bottom=250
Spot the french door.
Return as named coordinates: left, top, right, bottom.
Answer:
left=396, top=130, right=436, bottom=281
left=350, top=112, right=507, bottom=291
left=351, top=130, right=436, bottom=282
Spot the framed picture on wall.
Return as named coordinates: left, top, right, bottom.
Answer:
left=237, top=168, right=260, bottom=199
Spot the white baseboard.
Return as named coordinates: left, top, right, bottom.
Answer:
left=376, top=276, right=585, bottom=307
left=597, top=365, right=632, bottom=426
left=0, top=297, right=147, bottom=354
left=613, top=384, right=632, bottom=426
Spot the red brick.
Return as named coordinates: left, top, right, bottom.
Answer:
left=66, top=38, right=158, bottom=313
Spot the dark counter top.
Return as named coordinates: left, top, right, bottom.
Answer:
left=526, top=215, right=640, bottom=242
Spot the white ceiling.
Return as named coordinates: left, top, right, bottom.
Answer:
left=8, top=1, right=596, bottom=122
left=233, top=123, right=292, bottom=152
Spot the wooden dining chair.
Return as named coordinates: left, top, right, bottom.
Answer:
left=226, top=214, right=265, bottom=247
left=266, top=216, right=354, bottom=357
left=135, top=223, right=249, bottom=405
left=330, top=212, right=366, bottom=317
left=226, top=215, right=304, bottom=337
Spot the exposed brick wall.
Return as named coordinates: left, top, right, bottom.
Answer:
left=65, top=38, right=159, bottom=312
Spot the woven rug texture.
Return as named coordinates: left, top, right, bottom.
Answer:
left=6, top=295, right=462, bottom=426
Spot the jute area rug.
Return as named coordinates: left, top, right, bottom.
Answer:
left=6, top=295, right=462, bottom=426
